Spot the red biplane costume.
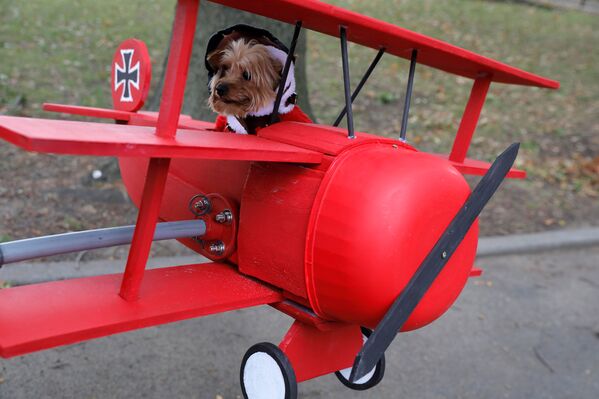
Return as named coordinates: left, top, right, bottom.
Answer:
left=0, top=0, right=559, bottom=397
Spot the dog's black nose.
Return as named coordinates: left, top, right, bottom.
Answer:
left=215, top=83, right=228, bottom=97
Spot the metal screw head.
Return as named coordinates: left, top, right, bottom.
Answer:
left=215, top=210, right=233, bottom=224
left=442, top=251, right=448, bottom=259
left=392, top=144, right=398, bottom=149
left=209, top=241, right=226, bottom=256
left=195, top=198, right=210, bottom=211
left=189, top=194, right=212, bottom=216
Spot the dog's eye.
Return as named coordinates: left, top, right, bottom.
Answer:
left=242, top=71, right=251, bottom=81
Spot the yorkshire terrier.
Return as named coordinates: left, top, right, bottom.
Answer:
left=205, top=24, right=311, bottom=134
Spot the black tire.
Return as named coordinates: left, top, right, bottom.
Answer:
left=240, top=342, right=298, bottom=399
left=334, top=327, right=385, bottom=391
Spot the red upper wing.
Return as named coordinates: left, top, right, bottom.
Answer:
left=0, top=116, right=322, bottom=163
left=209, top=0, right=558, bottom=89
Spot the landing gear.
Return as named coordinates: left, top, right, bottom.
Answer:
left=334, top=327, right=385, bottom=391
left=240, top=342, right=298, bottom=399
left=240, top=324, right=381, bottom=397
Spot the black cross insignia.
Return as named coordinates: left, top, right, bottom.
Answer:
left=114, top=49, right=140, bottom=102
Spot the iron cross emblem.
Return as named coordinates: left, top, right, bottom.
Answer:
left=114, top=49, right=140, bottom=102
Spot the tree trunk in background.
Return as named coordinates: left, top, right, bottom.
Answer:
left=149, top=1, right=314, bottom=122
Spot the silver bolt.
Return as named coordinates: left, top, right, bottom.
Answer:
left=209, top=241, right=226, bottom=256
left=194, top=197, right=211, bottom=212
left=442, top=251, right=448, bottom=259
left=392, top=144, right=398, bottom=149
left=189, top=195, right=212, bottom=216
left=215, top=210, right=233, bottom=224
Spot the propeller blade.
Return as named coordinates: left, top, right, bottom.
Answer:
left=349, top=142, right=520, bottom=382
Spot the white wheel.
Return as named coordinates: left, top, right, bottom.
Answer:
left=241, top=342, right=297, bottom=399
left=335, top=328, right=385, bottom=390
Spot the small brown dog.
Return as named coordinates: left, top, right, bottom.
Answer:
left=205, top=25, right=311, bottom=134
left=208, top=39, right=282, bottom=117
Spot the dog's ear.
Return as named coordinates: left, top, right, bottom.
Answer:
left=206, top=49, right=224, bottom=73
left=207, top=33, right=242, bottom=72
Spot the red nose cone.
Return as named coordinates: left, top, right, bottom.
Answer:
left=305, top=144, right=478, bottom=331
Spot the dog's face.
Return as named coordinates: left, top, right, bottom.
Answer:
left=208, top=39, right=282, bottom=117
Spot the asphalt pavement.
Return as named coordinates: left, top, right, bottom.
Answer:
left=0, top=238, right=598, bottom=398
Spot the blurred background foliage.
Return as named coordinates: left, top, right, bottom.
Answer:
left=0, top=0, right=597, bottom=243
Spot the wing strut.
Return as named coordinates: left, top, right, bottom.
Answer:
left=333, top=47, right=386, bottom=127
left=400, top=49, right=418, bottom=142
left=270, top=21, right=303, bottom=125
left=449, top=76, right=493, bottom=163
left=119, top=0, right=199, bottom=301
left=339, top=26, right=355, bottom=139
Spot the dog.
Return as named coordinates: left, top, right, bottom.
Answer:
left=205, top=24, right=311, bottom=134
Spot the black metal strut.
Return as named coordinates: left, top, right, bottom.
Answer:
left=400, top=49, right=418, bottom=141
left=333, top=47, right=386, bottom=127
left=339, top=26, right=355, bottom=139
left=270, top=21, right=303, bottom=125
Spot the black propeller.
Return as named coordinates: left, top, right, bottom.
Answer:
left=349, top=142, right=520, bottom=383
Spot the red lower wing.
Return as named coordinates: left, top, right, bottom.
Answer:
left=0, top=262, right=283, bottom=358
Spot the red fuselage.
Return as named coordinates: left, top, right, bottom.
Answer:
left=120, top=121, right=478, bottom=331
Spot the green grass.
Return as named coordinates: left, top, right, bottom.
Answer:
left=0, top=0, right=174, bottom=114
left=306, top=0, right=598, bottom=159
left=1, top=0, right=597, bottom=191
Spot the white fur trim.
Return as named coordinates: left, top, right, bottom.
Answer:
left=226, top=115, right=248, bottom=134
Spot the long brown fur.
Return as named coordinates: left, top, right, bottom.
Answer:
left=208, top=39, right=282, bottom=117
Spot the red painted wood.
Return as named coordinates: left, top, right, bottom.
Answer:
left=122, top=5, right=192, bottom=304
left=238, top=162, right=325, bottom=299
left=43, top=103, right=132, bottom=121
left=120, top=158, right=171, bottom=301
left=208, top=0, right=559, bottom=89
left=43, top=103, right=217, bottom=132
left=279, top=321, right=362, bottom=382
left=0, top=263, right=282, bottom=358
left=118, top=156, right=252, bottom=261
left=170, top=117, right=215, bottom=131
left=259, top=121, right=412, bottom=156
left=111, top=38, right=152, bottom=112
left=439, top=155, right=527, bottom=179
left=449, top=76, right=493, bottom=163
left=0, top=116, right=322, bottom=163
left=305, top=146, right=479, bottom=331
left=469, top=267, right=483, bottom=277
left=155, top=0, right=199, bottom=138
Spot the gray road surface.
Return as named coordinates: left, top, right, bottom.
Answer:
left=0, top=247, right=598, bottom=399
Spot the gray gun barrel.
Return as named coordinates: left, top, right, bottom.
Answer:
left=0, top=219, right=206, bottom=267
